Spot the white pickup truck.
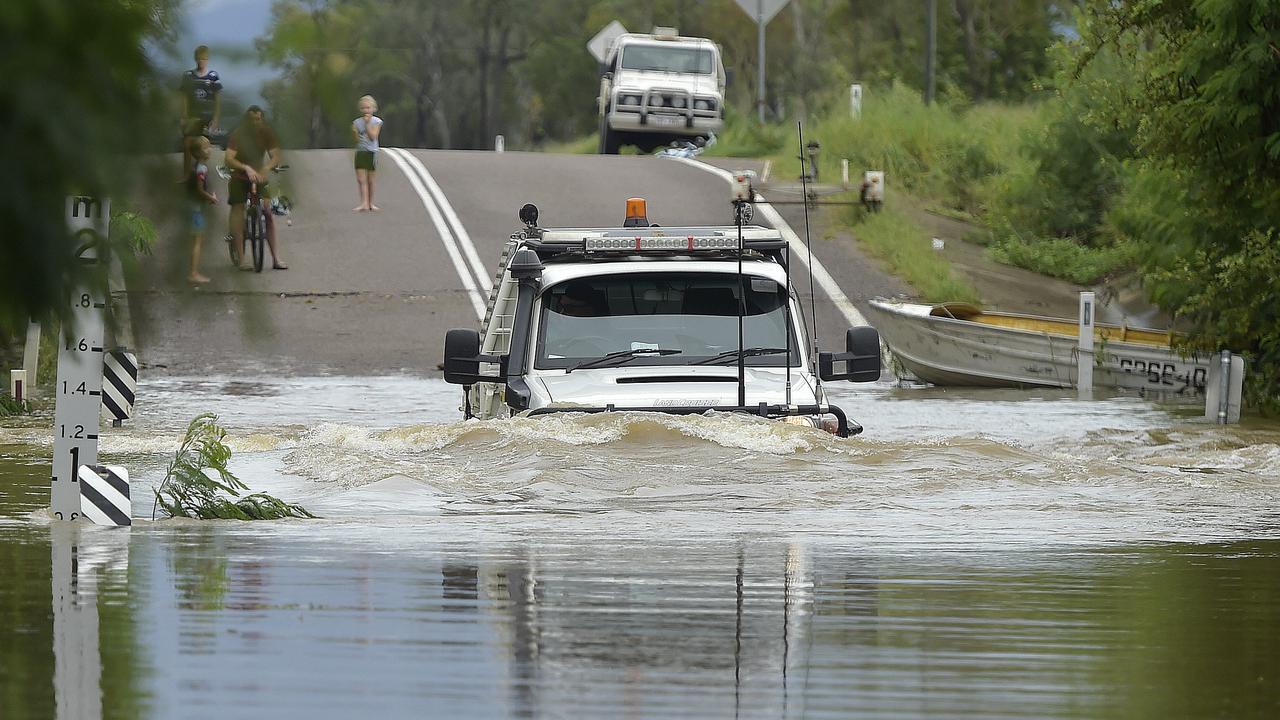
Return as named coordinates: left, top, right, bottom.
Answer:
left=596, top=29, right=726, bottom=154
left=441, top=199, right=882, bottom=437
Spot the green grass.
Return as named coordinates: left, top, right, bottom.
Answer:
left=838, top=197, right=980, bottom=304
left=538, top=91, right=1123, bottom=294
left=541, top=134, right=597, bottom=155
left=0, top=393, right=29, bottom=416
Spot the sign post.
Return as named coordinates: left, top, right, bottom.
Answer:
left=1077, top=291, right=1095, bottom=397
left=734, top=0, right=789, bottom=123
left=51, top=196, right=110, bottom=522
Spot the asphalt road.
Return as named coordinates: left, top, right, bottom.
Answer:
left=131, top=149, right=906, bottom=376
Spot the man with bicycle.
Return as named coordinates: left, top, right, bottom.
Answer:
left=225, top=106, right=288, bottom=270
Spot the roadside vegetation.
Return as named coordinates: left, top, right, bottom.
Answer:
left=826, top=193, right=979, bottom=305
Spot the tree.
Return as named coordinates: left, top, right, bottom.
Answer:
left=1077, top=0, right=1280, bottom=410
left=0, top=0, right=177, bottom=346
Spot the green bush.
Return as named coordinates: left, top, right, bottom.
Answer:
left=842, top=200, right=979, bottom=304
left=987, top=230, right=1137, bottom=285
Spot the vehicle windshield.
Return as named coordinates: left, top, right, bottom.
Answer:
left=620, top=44, right=715, bottom=74
left=536, top=273, right=799, bottom=370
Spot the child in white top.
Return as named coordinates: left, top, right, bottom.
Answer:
left=352, top=95, right=383, bottom=211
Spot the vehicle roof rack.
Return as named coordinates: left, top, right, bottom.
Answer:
left=520, top=225, right=786, bottom=258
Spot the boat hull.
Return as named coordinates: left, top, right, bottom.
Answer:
left=867, top=299, right=1211, bottom=395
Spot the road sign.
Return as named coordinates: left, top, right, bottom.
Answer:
left=732, top=0, right=790, bottom=122
left=100, top=350, right=137, bottom=424
left=78, top=465, right=130, bottom=526
left=52, top=195, right=110, bottom=521
left=588, top=20, right=627, bottom=64
left=734, top=0, right=789, bottom=25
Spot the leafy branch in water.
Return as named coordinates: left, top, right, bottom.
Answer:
left=152, top=413, right=315, bottom=520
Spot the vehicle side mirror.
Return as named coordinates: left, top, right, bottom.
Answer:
left=443, top=328, right=503, bottom=385
left=818, top=326, right=881, bottom=382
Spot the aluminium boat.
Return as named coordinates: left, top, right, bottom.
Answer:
left=867, top=297, right=1211, bottom=395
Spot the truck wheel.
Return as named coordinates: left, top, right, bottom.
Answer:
left=599, top=127, right=621, bottom=154
left=598, top=115, right=621, bottom=154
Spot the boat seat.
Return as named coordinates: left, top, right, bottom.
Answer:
left=930, top=302, right=983, bottom=321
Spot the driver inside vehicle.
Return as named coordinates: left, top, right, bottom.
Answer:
left=554, top=282, right=608, bottom=318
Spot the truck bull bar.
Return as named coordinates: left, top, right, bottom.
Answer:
left=525, top=403, right=861, bottom=437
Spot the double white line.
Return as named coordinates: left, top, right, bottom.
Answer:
left=383, top=147, right=492, bottom=319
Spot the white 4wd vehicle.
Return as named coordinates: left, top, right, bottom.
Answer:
left=597, top=29, right=726, bottom=154
left=442, top=200, right=882, bottom=436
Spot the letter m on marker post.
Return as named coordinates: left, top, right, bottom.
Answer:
left=71, top=196, right=104, bottom=219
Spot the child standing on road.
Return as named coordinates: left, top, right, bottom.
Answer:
left=186, top=135, right=217, bottom=284
left=352, top=95, right=383, bottom=212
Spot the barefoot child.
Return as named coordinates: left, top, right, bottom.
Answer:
left=186, top=135, right=217, bottom=283
left=352, top=95, right=383, bottom=212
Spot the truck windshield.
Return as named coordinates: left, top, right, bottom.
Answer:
left=620, top=45, right=715, bottom=74
left=536, top=273, right=799, bottom=370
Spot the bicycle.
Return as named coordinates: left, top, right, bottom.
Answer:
left=217, top=164, right=288, bottom=272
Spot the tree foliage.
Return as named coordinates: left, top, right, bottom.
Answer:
left=254, top=0, right=1066, bottom=150
left=1073, top=0, right=1280, bottom=411
left=0, top=1, right=177, bottom=339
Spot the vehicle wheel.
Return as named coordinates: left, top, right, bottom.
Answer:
left=249, top=209, right=266, bottom=272
left=598, top=115, right=621, bottom=154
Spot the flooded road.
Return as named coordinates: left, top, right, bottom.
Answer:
left=3, top=378, right=1280, bottom=718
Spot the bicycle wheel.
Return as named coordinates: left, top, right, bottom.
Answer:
left=248, top=206, right=266, bottom=272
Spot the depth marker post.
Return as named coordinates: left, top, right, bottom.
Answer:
left=51, top=196, right=110, bottom=521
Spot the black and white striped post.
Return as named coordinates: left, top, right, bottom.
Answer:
left=77, top=465, right=131, bottom=527
left=100, top=349, right=138, bottom=426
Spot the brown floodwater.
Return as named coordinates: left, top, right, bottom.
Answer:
left=2, top=376, right=1279, bottom=719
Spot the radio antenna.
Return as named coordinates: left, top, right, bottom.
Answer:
left=797, top=122, right=820, bottom=374
left=735, top=198, right=747, bottom=408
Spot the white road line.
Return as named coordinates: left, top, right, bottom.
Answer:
left=384, top=147, right=487, bottom=319
left=395, top=149, right=492, bottom=292
left=672, top=157, right=869, bottom=327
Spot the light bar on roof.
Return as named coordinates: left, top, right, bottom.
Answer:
left=585, top=235, right=740, bottom=252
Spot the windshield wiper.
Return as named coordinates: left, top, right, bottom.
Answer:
left=565, top=347, right=682, bottom=374
left=691, top=347, right=789, bottom=366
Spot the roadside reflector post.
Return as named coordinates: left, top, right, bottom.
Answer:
left=495, top=134, right=505, bottom=153
left=841, top=159, right=850, bottom=188
left=1218, top=350, right=1230, bottom=423
left=1206, top=351, right=1245, bottom=424
left=24, top=320, right=41, bottom=393
left=850, top=83, right=863, bottom=119
left=1077, top=291, right=1094, bottom=397
left=10, top=370, right=27, bottom=403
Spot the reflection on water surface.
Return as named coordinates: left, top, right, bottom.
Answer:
left=2, top=376, right=1279, bottom=718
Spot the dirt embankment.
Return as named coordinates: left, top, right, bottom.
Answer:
left=903, top=206, right=1170, bottom=327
